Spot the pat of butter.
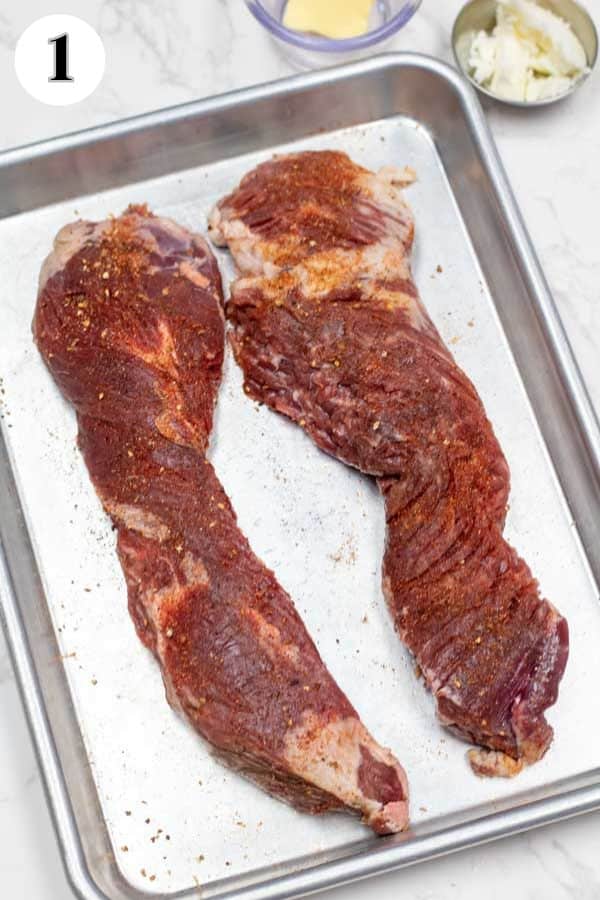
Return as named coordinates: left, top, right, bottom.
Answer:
left=283, top=0, right=374, bottom=40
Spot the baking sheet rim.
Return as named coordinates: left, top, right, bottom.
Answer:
left=1, top=52, right=600, bottom=900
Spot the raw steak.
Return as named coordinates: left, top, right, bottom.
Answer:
left=211, top=151, right=569, bottom=777
left=33, top=205, right=408, bottom=832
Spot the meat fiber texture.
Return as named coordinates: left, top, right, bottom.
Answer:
left=32, top=205, right=408, bottom=834
left=210, top=150, right=569, bottom=777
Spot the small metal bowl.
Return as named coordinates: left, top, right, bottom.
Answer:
left=452, top=0, right=598, bottom=106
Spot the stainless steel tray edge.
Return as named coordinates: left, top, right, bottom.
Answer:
left=0, top=480, right=108, bottom=900
left=1, top=53, right=600, bottom=900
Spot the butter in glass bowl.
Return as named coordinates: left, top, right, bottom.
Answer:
left=283, top=0, right=375, bottom=40
left=245, top=0, right=422, bottom=69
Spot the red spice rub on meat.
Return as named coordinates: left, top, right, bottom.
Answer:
left=211, top=151, right=569, bottom=776
left=33, top=204, right=408, bottom=833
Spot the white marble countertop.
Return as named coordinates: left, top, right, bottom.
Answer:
left=1, top=1, right=599, bottom=898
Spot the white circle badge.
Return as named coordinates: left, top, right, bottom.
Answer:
left=15, top=15, right=105, bottom=106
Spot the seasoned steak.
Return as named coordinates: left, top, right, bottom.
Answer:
left=33, top=205, right=408, bottom=832
left=211, top=151, right=569, bottom=777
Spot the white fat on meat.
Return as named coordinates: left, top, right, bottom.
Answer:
left=38, top=220, right=109, bottom=293
left=284, top=711, right=408, bottom=832
left=128, top=548, right=210, bottom=713
left=104, top=500, right=171, bottom=542
left=468, top=747, right=525, bottom=778
left=244, top=608, right=301, bottom=666
left=208, top=209, right=277, bottom=277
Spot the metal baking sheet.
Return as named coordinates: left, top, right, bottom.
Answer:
left=1, top=55, right=600, bottom=900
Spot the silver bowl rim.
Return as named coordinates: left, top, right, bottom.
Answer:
left=451, top=0, right=599, bottom=107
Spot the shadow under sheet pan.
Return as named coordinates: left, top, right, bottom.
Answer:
left=1, top=54, right=600, bottom=900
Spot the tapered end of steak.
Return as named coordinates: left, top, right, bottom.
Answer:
left=419, top=585, right=569, bottom=775
left=466, top=606, right=569, bottom=776
left=284, top=713, right=408, bottom=833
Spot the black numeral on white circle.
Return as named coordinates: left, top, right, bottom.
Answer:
left=48, top=33, right=73, bottom=82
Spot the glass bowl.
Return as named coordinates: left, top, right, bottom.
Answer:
left=245, top=0, right=423, bottom=68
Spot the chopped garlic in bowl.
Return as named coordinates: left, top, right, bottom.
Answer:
left=466, top=0, right=589, bottom=103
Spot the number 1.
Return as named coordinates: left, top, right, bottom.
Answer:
left=48, top=33, right=73, bottom=82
